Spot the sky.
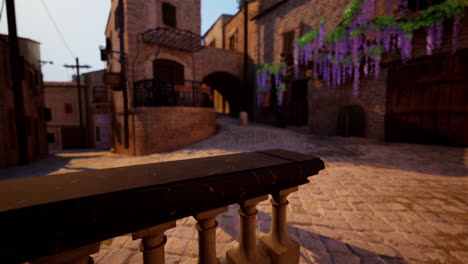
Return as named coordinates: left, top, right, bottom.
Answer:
left=0, top=0, right=239, bottom=82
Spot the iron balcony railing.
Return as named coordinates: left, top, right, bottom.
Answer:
left=133, top=79, right=213, bottom=108
left=0, top=149, right=324, bottom=264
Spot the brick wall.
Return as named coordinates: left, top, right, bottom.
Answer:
left=253, top=1, right=468, bottom=141
left=194, top=47, right=243, bottom=81
left=0, top=36, right=47, bottom=167
left=106, top=0, right=247, bottom=155
left=113, top=107, right=215, bottom=156
left=44, top=82, right=90, bottom=150
left=203, top=15, right=233, bottom=49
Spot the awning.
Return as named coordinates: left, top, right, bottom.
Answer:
left=141, top=27, right=204, bottom=52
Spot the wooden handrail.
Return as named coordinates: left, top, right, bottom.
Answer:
left=0, top=149, right=324, bottom=263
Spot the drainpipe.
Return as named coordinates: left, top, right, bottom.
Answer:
left=118, top=0, right=129, bottom=149
left=240, top=1, right=249, bottom=126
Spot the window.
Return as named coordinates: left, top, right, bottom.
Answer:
left=282, top=31, right=295, bottom=57
left=162, top=3, right=177, bottom=27
left=44, top=108, right=52, bottom=121
left=47, top=133, right=55, bottom=143
left=408, top=0, right=444, bottom=12
left=65, top=104, right=73, bottom=114
left=229, top=31, right=238, bottom=51
left=96, top=127, right=101, bottom=142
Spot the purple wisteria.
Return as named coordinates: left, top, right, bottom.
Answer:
left=426, top=26, right=435, bottom=56
left=257, top=0, right=464, bottom=103
left=256, top=67, right=270, bottom=105
left=294, top=42, right=300, bottom=78
left=400, top=32, right=413, bottom=63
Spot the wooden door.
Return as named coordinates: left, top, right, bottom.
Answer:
left=288, top=80, right=308, bottom=125
left=385, top=49, right=468, bottom=146
left=61, top=127, right=82, bottom=149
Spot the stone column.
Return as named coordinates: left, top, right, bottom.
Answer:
left=259, top=187, right=300, bottom=264
left=227, top=196, right=270, bottom=264
left=31, top=242, right=100, bottom=264
left=194, top=207, right=228, bottom=264
left=132, top=221, right=177, bottom=264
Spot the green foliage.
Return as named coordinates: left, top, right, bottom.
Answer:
left=372, top=16, right=397, bottom=30
left=257, top=61, right=287, bottom=76
left=350, top=27, right=364, bottom=38
left=258, top=0, right=468, bottom=80
left=342, top=0, right=363, bottom=26
left=397, top=0, right=467, bottom=31
left=366, top=44, right=383, bottom=55
left=343, top=55, right=353, bottom=65
left=276, top=83, right=286, bottom=97
left=325, top=25, right=346, bottom=43
left=256, top=63, right=268, bottom=73
left=296, top=29, right=319, bottom=47
left=267, top=60, right=286, bottom=75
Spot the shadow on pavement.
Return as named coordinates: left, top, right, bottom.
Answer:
left=218, top=209, right=408, bottom=264
left=0, top=149, right=105, bottom=181
left=182, top=117, right=468, bottom=177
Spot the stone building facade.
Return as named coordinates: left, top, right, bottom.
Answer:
left=203, top=14, right=233, bottom=49
left=82, top=70, right=112, bottom=150
left=0, top=35, right=47, bottom=168
left=104, top=0, right=243, bottom=155
left=206, top=0, right=468, bottom=145
left=44, top=82, right=90, bottom=150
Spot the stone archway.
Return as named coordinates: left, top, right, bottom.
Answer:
left=202, top=72, right=241, bottom=116
left=336, top=105, right=366, bottom=137
left=153, top=59, right=185, bottom=85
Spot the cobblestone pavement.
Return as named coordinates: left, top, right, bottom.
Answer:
left=2, top=116, right=467, bottom=263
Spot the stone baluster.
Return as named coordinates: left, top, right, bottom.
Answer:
left=227, top=195, right=270, bottom=264
left=30, top=242, right=100, bottom=264
left=259, top=187, right=300, bottom=264
left=194, top=207, right=228, bottom=264
left=131, top=221, right=177, bottom=264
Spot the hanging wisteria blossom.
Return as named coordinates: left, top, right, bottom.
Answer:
left=294, top=43, right=299, bottom=78
left=400, top=32, right=413, bottom=63
left=426, top=26, right=435, bottom=56
left=256, top=0, right=467, bottom=103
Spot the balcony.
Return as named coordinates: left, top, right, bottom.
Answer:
left=0, top=149, right=324, bottom=264
left=133, top=80, right=213, bottom=108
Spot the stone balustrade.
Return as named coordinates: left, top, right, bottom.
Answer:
left=0, top=149, right=324, bottom=264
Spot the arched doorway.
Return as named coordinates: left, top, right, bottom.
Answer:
left=336, top=105, right=365, bottom=137
left=202, top=72, right=241, bottom=116
left=153, top=59, right=184, bottom=84
left=151, top=59, right=185, bottom=106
